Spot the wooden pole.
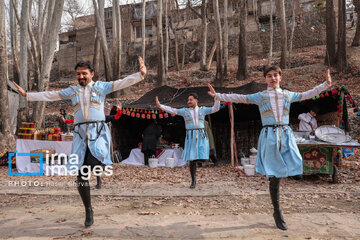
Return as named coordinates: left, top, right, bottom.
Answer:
left=229, top=103, right=234, bottom=166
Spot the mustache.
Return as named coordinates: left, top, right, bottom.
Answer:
left=79, top=79, right=86, bottom=81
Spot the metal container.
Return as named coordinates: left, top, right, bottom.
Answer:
left=315, top=125, right=351, bottom=143
left=293, top=131, right=310, bottom=139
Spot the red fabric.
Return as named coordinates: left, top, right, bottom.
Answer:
left=115, top=109, right=122, bottom=120
left=65, top=119, right=74, bottom=124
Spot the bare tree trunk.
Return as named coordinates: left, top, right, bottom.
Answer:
left=169, top=15, right=180, bottom=72
left=223, top=0, right=228, bottom=76
left=38, top=0, right=50, bottom=65
left=112, top=0, right=123, bottom=98
left=200, top=0, right=208, bottom=71
left=165, top=0, right=169, bottom=75
left=157, top=0, right=165, bottom=86
left=93, top=29, right=101, bottom=80
left=237, top=0, right=247, bottom=80
left=116, top=0, right=122, bottom=76
left=32, top=0, right=65, bottom=127
left=337, top=0, right=347, bottom=72
left=10, top=0, right=20, bottom=83
left=0, top=0, right=12, bottom=137
left=93, top=0, right=113, bottom=81
left=205, top=42, right=216, bottom=71
left=112, top=0, right=122, bottom=80
left=213, top=0, right=223, bottom=87
left=112, top=0, right=118, bottom=77
left=351, top=0, right=360, bottom=46
left=174, top=32, right=180, bottom=71
left=279, top=0, right=287, bottom=69
left=142, top=0, right=146, bottom=60
left=181, top=38, right=186, bottom=69
left=19, top=0, right=29, bottom=109
left=268, top=0, right=273, bottom=65
left=288, top=0, right=296, bottom=68
left=326, top=0, right=336, bottom=66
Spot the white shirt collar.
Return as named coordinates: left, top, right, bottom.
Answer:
left=267, top=86, right=281, bottom=91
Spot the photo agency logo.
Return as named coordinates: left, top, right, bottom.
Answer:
left=8, top=150, right=113, bottom=180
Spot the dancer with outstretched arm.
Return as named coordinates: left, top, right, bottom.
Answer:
left=156, top=91, right=220, bottom=188
left=208, top=66, right=331, bottom=230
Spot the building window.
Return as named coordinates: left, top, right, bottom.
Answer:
left=68, top=35, right=76, bottom=43
left=105, top=9, right=112, bottom=20
left=135, top=26, right=142, bottom=39
left=135, top=26, right=153, bottom=39
left=106, top=28, right=112, bottom=39
left=145, top=26, right=153, bottom=37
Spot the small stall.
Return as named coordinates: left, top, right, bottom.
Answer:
left=296, top=129, right=360, bottom=183
left=15, top=122, right=73, bottom=174
left=294, top=86, right=360, bottom=183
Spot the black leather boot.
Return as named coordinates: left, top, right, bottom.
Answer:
left=210, top=154, right=219, bottom=166
left=77, top=176, right=94, bottom=227
left=269, top=177, right=287, bottom=230
left=144, top=153, right=149, bottom=166
left=96, top=176, right=102, bottom=189
left=189, top=161, right=197, bottom=189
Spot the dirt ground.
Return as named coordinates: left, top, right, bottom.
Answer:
left=1, top=164, right=360, bottom=240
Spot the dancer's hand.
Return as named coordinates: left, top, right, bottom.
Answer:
left=116, top=100, right=122, bottom=110
left=208, top=83, right=216, bottom=98
left=12, top=81, right=27, bottom=97
left=59, top=115, right=65, bottom=122
left=139, top=57, right=147, bottom=77
left=155, top=96, right=161, bottom=108
left=326, top=69, right=332, bottom=85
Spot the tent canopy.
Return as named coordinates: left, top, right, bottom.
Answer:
left=114, top=82, right=347, bottom=161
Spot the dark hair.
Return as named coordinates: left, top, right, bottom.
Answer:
left=188, top=92, right=198, bottom=100
left=263, top=65, right=282, bottom=77
left=60, top=108, right=65, bottom=113
left=311, top=106, right=319, bottom=114
left=75, top=61, right=94, bottom=72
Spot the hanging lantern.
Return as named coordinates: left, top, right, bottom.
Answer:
left=350, top=99, right=354, bottom=104
left=325, top=92, right=329, bottom=97
left=136, top=113, right=140, bottom=118
left=146, top=114, right=151, bottom=119
left=164, top=113, right=169, bottom=118
left=320, top=94, right=325, bottom=98
left=152, top=113, right=156, bottom=119
left=332, top=89, right=338, bottom=95
left=136, top=109, right=139, bottom=112
left=141, top=113, right=146, bottom=119
left=140, top=110, right=143, bottom=113
left=159, top=113, right=163, bottom=119
left=312, top=97, right=316, bottom=100
left=131, top=112, right=135, bottom=117
left=122, top=109, right=126, bottom=114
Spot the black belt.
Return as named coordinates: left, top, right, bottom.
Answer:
left=262, top=124, right=289, bottom=128
left=186, top=128, right=207, bottom=139
left=73, top=121, right=106, bottom=141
